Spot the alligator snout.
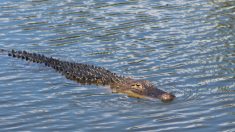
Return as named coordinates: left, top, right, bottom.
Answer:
left=159, top=93, right=175, bottom=102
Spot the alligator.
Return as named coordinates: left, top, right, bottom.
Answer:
left=0, top=49, right=175, bottom=102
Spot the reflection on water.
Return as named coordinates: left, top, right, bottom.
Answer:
left=0, top=0, right=234, bottom=131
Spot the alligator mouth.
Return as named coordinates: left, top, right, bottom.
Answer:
left=121, top=89, right=175, bottom=102
left=124, top=88, right=176, bottom=102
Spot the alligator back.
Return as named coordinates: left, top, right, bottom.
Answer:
left=1, top=49, right=123, bottom=85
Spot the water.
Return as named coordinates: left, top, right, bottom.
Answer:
left=0, top=0, right=234, bottom=131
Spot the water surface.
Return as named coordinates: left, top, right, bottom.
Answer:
left=0, top=0, right=235, bottom=131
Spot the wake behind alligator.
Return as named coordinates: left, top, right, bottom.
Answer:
left=0, top=49, right=175, bottom=102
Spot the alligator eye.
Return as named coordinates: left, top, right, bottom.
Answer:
left=131, top=84, right=136, bottom=87
left=131, top=83, right=143, bottom=89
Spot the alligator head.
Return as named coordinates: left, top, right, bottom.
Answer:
left=110, top=79, right=175, bottom=102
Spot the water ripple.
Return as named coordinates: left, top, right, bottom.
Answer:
left=0, top=0, right=235, bottom=131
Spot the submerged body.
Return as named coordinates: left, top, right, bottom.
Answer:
left=0, top=49, right=175, bottom=102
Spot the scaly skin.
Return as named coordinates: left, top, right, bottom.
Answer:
left=0, top=49, right=175, bottom=102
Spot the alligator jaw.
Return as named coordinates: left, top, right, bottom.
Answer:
left=112, top=87, right=175, bottom=102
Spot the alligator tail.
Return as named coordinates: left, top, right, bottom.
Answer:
left=0, top=49, right=8, bottom=54
left=0, top=49, right=60, bottom=67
